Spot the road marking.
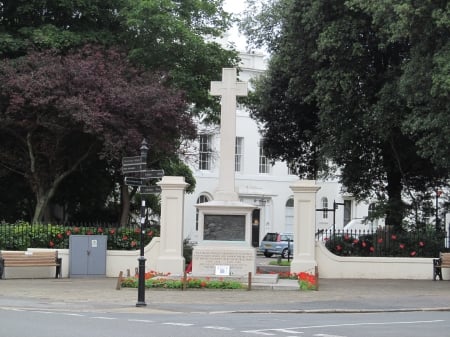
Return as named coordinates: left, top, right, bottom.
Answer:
left=163, top=322, right=194, bottom=326
left=271, top=328, right=303, bottom=334
left=290, top=320, right=445, bottom=329
left=91, top=316, right=117, bottom=320
left=242, top=330, right=276, bottom=335
left=128, top=319, right=155, bottom=323
left=243, top=320, right=444, bottom=336
left=62, top=313, right=84, bottom=317
left=204, top=326, right=233, bottom=330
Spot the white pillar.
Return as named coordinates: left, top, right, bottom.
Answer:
left=156, top=176, right=189, bottom=275
left=289, top=180, right=320, bottom=274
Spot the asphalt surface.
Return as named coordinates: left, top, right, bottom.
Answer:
left=0, top=277, right=449, bottom=314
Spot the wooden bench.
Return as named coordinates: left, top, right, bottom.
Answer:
left=0, top=250, right=62, bottom=279
left=433, top=252, right=450, bottom=280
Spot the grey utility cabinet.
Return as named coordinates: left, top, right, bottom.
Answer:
left=69, top=235, right=107, bottom=277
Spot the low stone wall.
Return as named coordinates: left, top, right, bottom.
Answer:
left=19, top=239, right=448, bottom=280
left=315, top=241, right=446, bottom=280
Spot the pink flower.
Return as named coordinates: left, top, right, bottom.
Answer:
left=362, top=241, right=367, bottom=248
left=399, top=243, right=405, bottom=249
left=377, top=238, right=383, bottom=244
left=336, top=245, right=342, bottom=251
left=391, top=234, right=397, bottom=240
left=419, top=241, right=424, bottom=247
left=370, top=246, right=375, bottom=252
left=410, top=251, right=416, bottom=257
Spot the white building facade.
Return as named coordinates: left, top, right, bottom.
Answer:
left=182, top=52, right=372, bottom=246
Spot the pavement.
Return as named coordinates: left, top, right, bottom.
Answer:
left=0, top=277, right=449, bottom=314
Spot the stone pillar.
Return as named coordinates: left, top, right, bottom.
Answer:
left=289, top=180, right=320, bottom=274
left=156, top=176, right=189, bottom=275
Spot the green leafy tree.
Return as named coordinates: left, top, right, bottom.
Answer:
left=0, top=0, right=240, bottom=223
left=242, top=0, right=449, bottom=230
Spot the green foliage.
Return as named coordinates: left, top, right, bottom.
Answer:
left=241, top=0, right=450, bottom=229
left=121, top=276, right=243, bottom=290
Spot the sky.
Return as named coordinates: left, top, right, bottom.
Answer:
left=222, top=0, right=248, bottom=51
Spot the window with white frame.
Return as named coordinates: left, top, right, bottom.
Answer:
left=195, top=194, right=210, bottom=231
left=235, top=137, right=244, bottom=172
left=321, top=197, right=328, bottom=219
left=259, top=142, right=270, bottom=174
left=198, top=134, right=212, bottom=170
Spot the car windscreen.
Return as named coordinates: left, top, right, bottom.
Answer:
left=280, top=234, right=293, bottom=241
left=263, top=233, right=278, bottom=241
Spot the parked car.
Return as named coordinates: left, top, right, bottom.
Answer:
left=259, top=232, right=294, bottom=258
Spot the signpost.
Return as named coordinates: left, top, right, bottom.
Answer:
left=124, top=177, right=144, bottom=187
left=140, top=185, right=162, bottom=194
left=121, top=139, right=164, bottom=307
left=122, top=164, right=144, bottom=174
left=141, top=169, right=165, bottom=179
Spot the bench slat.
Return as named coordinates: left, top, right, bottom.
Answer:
left=0, top=250, right=61, bottom=279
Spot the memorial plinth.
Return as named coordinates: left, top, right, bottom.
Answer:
left=192, top=200, right=256, bottom=276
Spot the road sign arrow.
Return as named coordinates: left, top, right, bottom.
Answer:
left=125, top=177, right=144, bottom=187
left=122, top=164, right=145, bottom=174
left=122, top=156, right=144, bottom=166
left=140, top=185, right=162, bottom=194
left=141, top=169, right=165, bottom=179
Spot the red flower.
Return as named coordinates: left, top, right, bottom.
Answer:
left=66, top=230, right=72, bottom=236
left=362, top=241, right=367, bottom=248
left=123, top=235, right=128, bottom=241
left=344, top=235, right=350, bottom=241
left=370, top=246, right=375, bottom=252
left=336, top=245, right=342, bottom=251
left=353, top=239, right=359, bottom=244
left=200, top=281, right=207, bottom=288
left=109, top=229, right=116, bottom=235
left=391, top=234, right=397, bottom=240
left=399, top=243, right=405, bottom=249
left=131, top=241, right=137, bottom=247
left=74, top=227, right=80, bottom=233
left=148, top=230, right=154, bottom=237
left=49, top=241, right=55, bottom=247
left=419, top=241, right=425, bottom=247
left=410, top=251, right=417, bottom=257
left=57, top=233, right=63, bottom=239
left=377, top=238, right=383, bottom=244
left=97, top=227, right=103, bottom=233
left=87, top=230, right=93, bottom=235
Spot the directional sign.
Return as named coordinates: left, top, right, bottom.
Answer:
left=141, top=169, right=165, bottom=179
left=125, top=177, right=144, bottom=187
left=122, top=156, right=143, bottom=166
left=140, top=185, right=161, bottom=194
left=122, top=164, right=144, bottom=174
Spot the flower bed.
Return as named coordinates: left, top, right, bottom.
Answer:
left=121, top=271, right=243, bottom=289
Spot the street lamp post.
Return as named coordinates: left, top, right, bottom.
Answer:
left=436, top=189, right=442, bottom=232
left=136, top=139, right=148, bottom=307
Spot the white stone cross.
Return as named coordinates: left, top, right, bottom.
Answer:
left=210, top=68, right=248, bottom=201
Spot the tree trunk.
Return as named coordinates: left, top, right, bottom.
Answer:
left=32, top=186, right=58, bottom=224
left=385, top=164, right=405, bottom=232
